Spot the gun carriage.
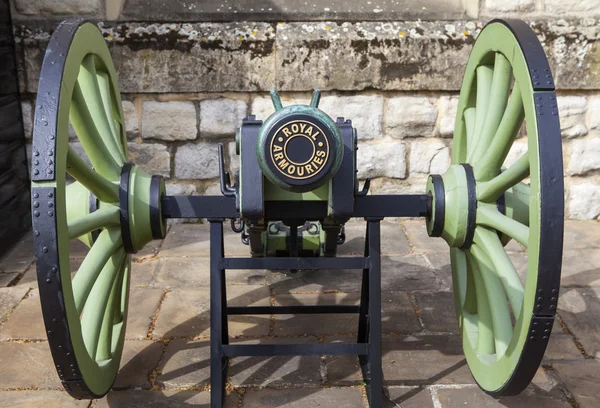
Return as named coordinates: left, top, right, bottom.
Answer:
left=30, top=18, right=564, bottom=407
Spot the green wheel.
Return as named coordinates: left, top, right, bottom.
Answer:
left=426, top=19, right=563, bottom=395
left=31, top=20, right=164, bottom=398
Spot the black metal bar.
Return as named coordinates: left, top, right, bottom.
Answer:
left=161, top=194, right=429, bottom=220
left=227, top=305, right=360, bottom=315
left=222, top=343, right=369, bottom=357
left=366, top=219, right=383, bottom=408
left=223, top=257, right=368, bottom=270
left=209, top=220, right=227, bottom=408
left=357, top=222, right=370, bottom=345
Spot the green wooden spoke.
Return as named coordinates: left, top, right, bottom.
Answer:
left=477, top=153, right=530, bottom=203
left=77, top=55, right=126, bottom=165
left=470, top=244, right=513, bottom=358
left=70, top=82, right=121, bottom=181
left=473, top=227, right=524, bottom=318
left=474, top=83, right=525, bottom=181
left=468, top=65, right=493, bottom=159
left=66, top=145, right=118, bottom=203
left=95, top=268, right=120, bottom=361
left=477, top=205, right=529, bottom=248
left=68, top=204, right=120, bottom=240
left=470, top=53, right=513, bottom=163
left=466, top=251, right=495, bottom=355
left=96, top=70, right=123, bottom=158
left=81, top=247, right=126, bottom=359
left=464, top=107, right=476, bottom=143
left=72, top=228, right=122, bottom=314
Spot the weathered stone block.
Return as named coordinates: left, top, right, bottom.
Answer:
left=386, top=96, right=438, bottom=138
left=250, top=94, right=309, bottom=120
left=485, top=0, right=535, bottom=12
left=558, top=96, right=587, bottom=138
left=174, top=143, right=219, bottom=180
left=141, top=101, right=196, bottom=141
left=357, top=141, right=406, bottom=179
left=545, top=0, right=600, bottom=14
left=228, top=141, right=239, bottom=175
left=569, top=183, right=600, bottom=220
left=437, top=95, right=458, bottom=137
left=568, top=138, right=600, bottom=175
left=409, top=139, right=450, bottom=176
left=21, top=101, right=33, bottom=139
left=122, top=100, right=139, bottom=137
left=588, top=96, right=600, bottom=131
left=319, top=95, right=384, bottom=140
left=14, top=0, right=102, bottom=15
left=165, top=181, right=197, bottom=196
left=127, top=143, right=170, bottom=177
left=199, top=98, right=247, bottom=138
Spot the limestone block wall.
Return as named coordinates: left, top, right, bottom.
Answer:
left=10, top=0, right=600, bottom=219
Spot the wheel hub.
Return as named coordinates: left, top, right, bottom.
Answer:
left=426, top=164, right=477, bottom=249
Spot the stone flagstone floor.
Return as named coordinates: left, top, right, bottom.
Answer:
left=0, top=219, right=599, bottom=407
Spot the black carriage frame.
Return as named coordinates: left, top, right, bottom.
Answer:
left=161, top=193, right=428, bottom=408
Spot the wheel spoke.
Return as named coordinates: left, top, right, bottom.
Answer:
left=68, top=204, right=120, bottom=240
left=477, top=206, right=529, bottom=248
left=505, top=182, right=530, bottom=227
left=473, top=227, right=524, bottom=318
left=95, top=255, right=126, bottom=361
left=70, top=55, right=124, bottom=180
left=97, top=70, right=124, bottom=158
left=470, top=243, right=513, bottom=358
left=67, top=146, right=119, bottom=203
left=474, top=82, right=524, bottom=181
left=72, top=228, right=122, bottom=314
left=467, top=65, right=494, bottom=159
left=81, top=247, right=126, bottom=359
left=477, top=153, right=530, bottom=203
left=469, top=53, right=513, bottom=163
left=466, top=251, right=495, bottom=355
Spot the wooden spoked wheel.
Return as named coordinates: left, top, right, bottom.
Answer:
left=31, top=20, right=164, bottom=398
left=426, top=19, right=564, bottom=395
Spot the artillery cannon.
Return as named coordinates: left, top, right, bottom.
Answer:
left=30, top=18, right=563, bottom=407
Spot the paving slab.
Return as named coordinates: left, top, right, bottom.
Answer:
left=241, top=387, right=367, bottom=408
left=543, top=333, right=586, bottom=361
left=382, top=335, right=474, bottom=386
left=156, top=339, right=210, bottom=389
left=0, top=286, right=29, bottom=325
left=270, top=254, right=439, bottom=293
left=338, top=220, right=411, bottom=256
left=0, top=342, right=60, bottom=389
left=273, top=292, right=360, bottom=336
left=401, top=220, right=448, bottom=253
left=0, top=289, right=45, bottom=340
left=230, top=336, right=321, bottom=387
left=132, top=239, right=163, bottom=262
left=131, top=259, right=161, bottom=287
left=382, top=292, right=422, bottom=334
left=436, top=384, right=571, bottom=407
left=0, top=272, right=18, bottom=287
left=15, top=263, right=38, bottom=289
left=383, top=387, right=434, bottom=408
left=159, top=223, right=248, bottom=257
left=553, top=360, right=600, bottom=408
left=557, top=287, right=600, bottom=358
left=563, top=220, right=600, bottom=250
left=97, top=390, right=238, bottom=407
left=423, top=253, right=453, bottom=291
left=413, top=292, right=458, bottom=333
left=152, top=256, right=277, bottom=288
left=322, top=336, right=363, bottom=386
left=153, top=286, right=271, bottom=338
left=126, top=287, right=165, bottom=340
left=0, top=391, right=89, bottom=407
left=561, top=249, right=600, bottom=287
left=114, top=340, right=164, bottom=389
left=0, top=232, right=34, bottom=273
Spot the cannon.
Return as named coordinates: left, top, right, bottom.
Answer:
left=30, top=18, right=563, bottom=407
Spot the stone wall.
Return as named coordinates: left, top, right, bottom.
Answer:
left=10, top=0, right=600, bottom=219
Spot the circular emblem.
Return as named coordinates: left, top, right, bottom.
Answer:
left=269, top=119, right=330, bottom=180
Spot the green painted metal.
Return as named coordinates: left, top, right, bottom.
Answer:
left=256, top=89, right=343, bottom=193
left=431, top=20, right=551, bottom=393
